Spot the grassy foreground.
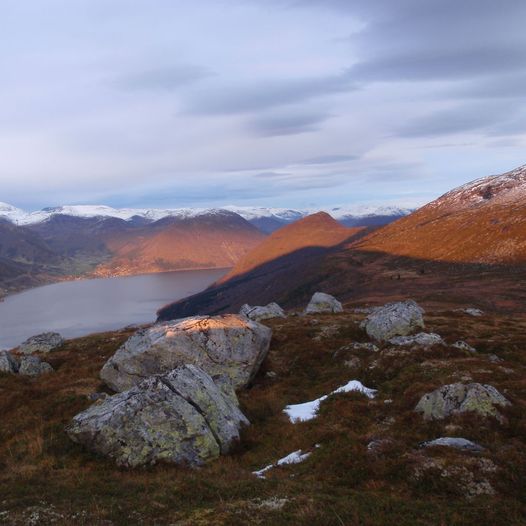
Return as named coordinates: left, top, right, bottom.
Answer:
left=1, top=307, right=525, bottom=525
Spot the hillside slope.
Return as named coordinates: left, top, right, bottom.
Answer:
left=358, top=164, right=526, bottom=264
left=158, top=213, right=362, bottom=320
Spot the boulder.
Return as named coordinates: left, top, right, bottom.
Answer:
left=67, top=365, right=249, bottom=467
left=421, top=437, right=484, bottom=452
left=304, top=292, right=343, bottom=314
left=100, top=314, right=272, bottom=392
left=415, top=383, right=510, bottom=420
left=0, top=350, right=18, bottom=374
left=361, top=300, right=425, bottom=341
left=388, top=332, right=444, bottom=347
left=240, top=302, right=285, bottom=322
left=18, top=332, right=64, bottom=354
left=18, top=356, right=54, bottom=377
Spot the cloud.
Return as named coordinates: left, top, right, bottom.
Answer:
left=247, top=109, right=332, bottom=136
left=183, top=74, right=355, bottom=115
left=299, top=154, right=359, bottom=164
left=397, top=102, right=516, bottom=138
left=114, top=64, right=214, bottom=91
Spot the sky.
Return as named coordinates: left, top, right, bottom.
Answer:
left=1, top=0, right=526, bottom=211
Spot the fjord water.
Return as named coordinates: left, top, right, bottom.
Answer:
left=0, top=268, right=228, bottom=349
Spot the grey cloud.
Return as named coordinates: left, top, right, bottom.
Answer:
left=115, top=65, right=213, bottom=91
left=398, top=102, right=515, bottom=138
left=449, top=73, right=526, bottom=100
left=247, top=110, right=331, bottom=137
left=350, top=47, right=526, bottom=83
left=299, top=154, right=359, bottom=165
left=183, top=74, right=355, bottom=115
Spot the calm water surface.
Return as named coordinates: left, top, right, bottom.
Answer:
left=0, top=268, right=227, bottom=349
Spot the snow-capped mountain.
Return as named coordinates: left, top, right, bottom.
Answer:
left=0, top=202, right=415, bottom=231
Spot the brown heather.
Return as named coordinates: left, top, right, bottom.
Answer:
left=1, top=305, right=525, bottom=525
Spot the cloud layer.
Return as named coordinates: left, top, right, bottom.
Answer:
left=0, top=0, right=525, bottom=210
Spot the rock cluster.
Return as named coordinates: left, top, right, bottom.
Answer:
left=388, top=332, right=444, bottom=347
left=0, top=350, right=53, bottom=377
left=67, top=365, right=248, bottom=467
left=100, top=314, right=272, bottom=392
left=361, top=300, right=425, bottom=341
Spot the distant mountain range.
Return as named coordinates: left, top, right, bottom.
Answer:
left=0, top=202, right=414, bottom=232
left=158, top=163, right=526, bottom=319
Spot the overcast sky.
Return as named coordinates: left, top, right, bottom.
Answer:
left=1, top=0, right=525, bottom=210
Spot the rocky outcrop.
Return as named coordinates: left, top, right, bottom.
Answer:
left=421, top=437, right=484, bottom=452
left=18, top=332, right=64, bottom=354
left=361, top=300, right=425, bottom=341
left=415, top=383, right=510, bottom=420
left=67, top=365, right=249, bottom=467
left=304, top=292, right=343, bottom=314
left=18, top=356, right=54, bottom=377
left=240, top=302, right=285, bottom=322
left=100, top=314, right=272, bottom=393
left=0, top=350, right=18, bottom=374
left=388, top=332, right=444, bottom=347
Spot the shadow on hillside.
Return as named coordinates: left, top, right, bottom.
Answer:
left=157, top=231, right=526, bottom=320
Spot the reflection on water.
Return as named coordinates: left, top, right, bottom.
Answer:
left=0, top=269, right=227, bottom=349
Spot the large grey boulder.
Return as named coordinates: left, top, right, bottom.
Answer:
left=240, top=303, right=285, bottom=322
left=18, top=332, right=64, bottom=354
left=388, top=332, right=444, bottom=347
left=361, top=300, right=425, bottom=341
left=100, top=314, right=272, bottom=393
left=415, top=383, right=510, bottom=420
left=0, top=351, right=18, bottom=374
left=18, top=356, right=54, bottom=377
left=67, top=365, right=249, bottom=467
left=304, top=292, right=343, bottom=314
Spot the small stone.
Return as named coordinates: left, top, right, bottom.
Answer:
left=452, top=341, right=477, bottom=353
left=344, top=356, right=362, bottom=369
left=304, top=292, right=343, bottom=314
left=488, top=354, right=503, bottom=363
left=18, top=332, right=64, bottom=354
left=240, top=302, right=285, bottom=322
left=420, top=437, right=484, bottom=452
left=389, top=332, right=444, bottom=347
left=18, top=356, right=54, bottom=377
left=0, top=350, right=19, bottom=374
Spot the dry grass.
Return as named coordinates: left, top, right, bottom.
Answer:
left=0, top=308, right=525, bottom=525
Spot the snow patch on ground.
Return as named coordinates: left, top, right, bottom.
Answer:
left=284, top=380, right=377, bottom=423
left=253, top=449, right=314, bottom=479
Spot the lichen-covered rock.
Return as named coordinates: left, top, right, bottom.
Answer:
left=304, top=292, right=343, bottom=314
left=240, top=303, right=285, bottom=322
left=361, top=300, right=425, bottom=341
left=18, top=332, right=64, bottom=354
left=421, top=437, right=484, bottom=452
left=100, top=314, right=272, bottom=393
left=389, top=332, right=444, bottom=347
left=18, top=356, right=54, bottom=377
left=67, top=365, right=249, bottom=467
left=452, top=341, right=477, bottom=353
left=415, top=383, right=510, bottom=420
left=0, top=350, right=18, bottom=374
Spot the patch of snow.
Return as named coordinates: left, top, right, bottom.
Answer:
left=284, top=379, right=377, bottom=423
left=253, top=449, right=312, bottom=479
